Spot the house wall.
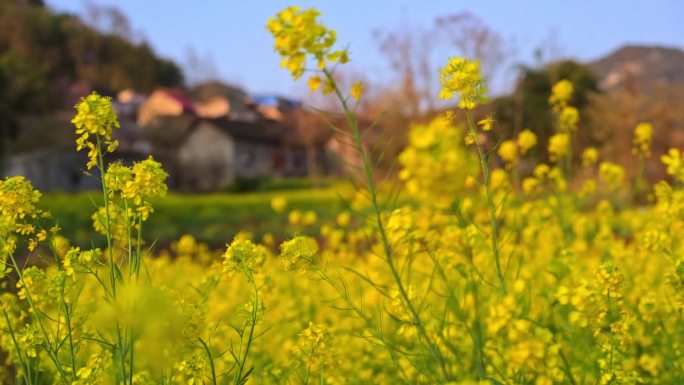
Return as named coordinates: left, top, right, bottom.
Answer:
left=4, top=150, right=148, bottom=192
left=175, top=120, right=333, bottom=191
left=282, top=146, right=308, bottom=176
left=233, top=140, right=283, bottom=178
left=177, top=122, right=235, bottom=192
left=4, top=150, right=99, bottom=192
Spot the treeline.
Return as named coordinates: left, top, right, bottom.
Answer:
left=0, top=0, right=183, bottom=145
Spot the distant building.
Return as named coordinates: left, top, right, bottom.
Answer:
left=195, top=97, right=231, bottom=118
left=4, top=83, right=339, bottom=192
left=176, top=118, right=309, bottom=191
left=253, top=95, right=302, bottom=122
left=137, top=88, right=196, bottom=126
left=190, top=81, right=261, bottom=122
left=3, top=149, right=148, bottom=192
left=115, top=89, right=145, bottom=120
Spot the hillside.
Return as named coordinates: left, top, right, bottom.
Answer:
left=587, top=45, right=684, bottom=92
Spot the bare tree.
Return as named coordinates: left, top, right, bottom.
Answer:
left=436, top=12, right=515, bottom=87
left=183, top=47, right=220, bottom=86
left=83, top=2, right=135, bottom=41
left=374, top=22, right=437, bottom=118
left=374, top=12, right=515, bottom=121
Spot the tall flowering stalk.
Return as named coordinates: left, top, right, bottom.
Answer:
left=72, top=93, right=168, bottom=384
left=438, top=57, right=507, bottom=294
left=72, top=93, right=120, bottom=296
left=0, top=177, right=70, bottom=384
left=268, top=6, right=450, bottom=382
left=548, top=80, right=579, bottom=177
left=632, top=122, right=653, bottom=201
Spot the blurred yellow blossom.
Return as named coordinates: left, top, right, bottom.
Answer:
left=438, top=57, right=487, bottom=109
left=498, top=140, right=518, bottom=166
left=270, top=196, right=287, bottom=214
left=549, top=79, right=573, bottom=110
left=350, top=82, right=364, bottom=100
left=517, top=129, right=537, bottom=155
left=662, top=148, right=684, bottom=183
left=548, top=133, right=569, bottom=161
left=633, top=122, right=654, bottom=156
left=582, top=147, right=599, bottom=166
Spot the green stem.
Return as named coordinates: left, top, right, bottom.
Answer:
left=322, top=68, right=450, bottom=382
left=63, top=294, right=77, bottom=376
left=2, top=306, right=33, bottom=385
left=198, top=338, right=217, bottom=385
left=8, top=254, right=71, bottom=383
left=233, top=270, right=259, bottom=385
left=124, top=199, right=133, bottom=278
left=95, top=135, right=117, bottom=298
left=135, top=214, right=143, bottom=279
left=116, top=323, right=128, bottom=385
left=465, top=111, right=507, bottom=294
left=303, top=344, right=317, bottom=385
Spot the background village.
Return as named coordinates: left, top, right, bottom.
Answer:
left=5, top=82, right=341, bottom=193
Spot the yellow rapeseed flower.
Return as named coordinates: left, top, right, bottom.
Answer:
left=559, top=106, right=579, bottom=132
left=350, top=82, right=364, bottom=100
left=307, top=75, right=322, bottom=92
left=549, top=79, right=573, bottom=110
left=582, top=147, right=599, bottom=167
left=223, top=238, right=268, bottom=273
left=280, top=236, right=319, bottom=273
left=548, top=133, right=569, bottom=161
left=72, top=92, right=120, bottom=169
left=438, top=57, right=487, bottom=110
left=270, top=196, right=287, bottom=214
left=662, top=148, right=684, bottom=183
left=517, top=129, right=537, bottom=155
left=633, top=122, right=654, bottom=156
left=267, top=6, right=347, bottom=82
left=599, top=161, right=625, bottom=189
left=498, top=140, right=518, bottom=166
left=477, top=115, right=495, bottom=132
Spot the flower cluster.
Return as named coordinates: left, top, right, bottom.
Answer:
left=398, top=115, right=477, bottom=207
left=0, top=176, right=44, bottom=233
left=223, top=238, right=268, bottom=273
left=549, top=79, right=573, bottom=110
left=72, top=92, right=120, bottom=169
left=582, top=147, right=599, bottom=166
left=662, top=148, right=684, bottom=183
left=105, top=157, right=168, bottom=221
left=599, top=161, right=625, bottom=189
left=0, top=176, right=48, bottom=270
left=548, top=133, right=570, bottom=161
left=438, top=57, right=488, bottom=109
left=517, top=129, right=538, bottom=155
left=497, top=140, right=518, bottom=166
left=266, top=6, right=347, bottom=84
left=280, top=236, right=319, bottom=273
left=633, top=122, right=654, bottom=156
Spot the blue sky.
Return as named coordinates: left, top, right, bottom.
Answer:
left=46, top=1, right=684, bottom=97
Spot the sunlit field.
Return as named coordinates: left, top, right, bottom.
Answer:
left=2, top=6, right=683, bottom=385
left=38, top=181, right=351, bottom=248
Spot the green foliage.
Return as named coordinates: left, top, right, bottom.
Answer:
left=39, top=184, right=350, bottom=247
left=493, top=60, right=598, bottom=157
left=223, top=177, right=334, bottom=193
left=0, top=1, right=183, bottom=158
